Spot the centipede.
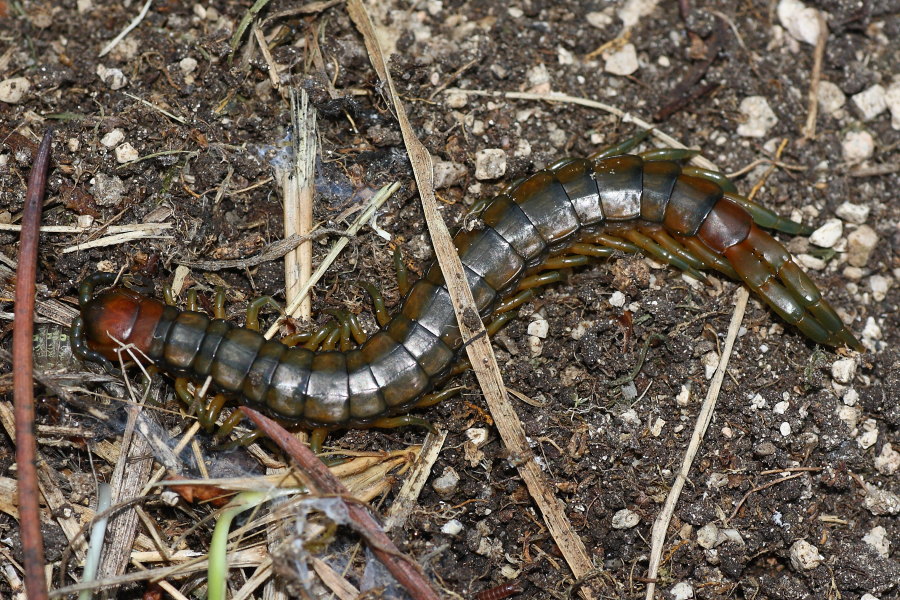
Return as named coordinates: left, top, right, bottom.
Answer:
left=70, top=137, right=862, bottom=446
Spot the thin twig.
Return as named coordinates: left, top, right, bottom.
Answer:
left=13, top=128, right=52, bottom=600
left=644, top=286, right=748, bottom=600
left=98, top=0, right=153, bottom=57
left=802, top=11, right=828, bottom=140
left=729, top=472, right=806, bottom=521
left=240, top=407, right=442, bottom=600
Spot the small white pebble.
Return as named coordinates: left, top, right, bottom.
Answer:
left=841, top=130, right=875, bottom=162
left=619, top=408, right=641, bottom=427
left=114, top=142, right=139, bottom=163
left=100, top=129, right=125, bottom=148
left=77, top=0, right=93, bottom=13
left=875, top=443, right=900, bottom=476
left=76, top=214, right=94, bottom=228
left=737, top=96, right=778, bottom=138
left=441, top=519, right=464, bottom=536
left=474, top=149, right=506, bottom=180
left=886, top=80, right=900, bottom=130
left=797, top=254, right=826, bottom=270
left=432, top=159, right=467, bottom=190
left=862, top=317, right=883, bottom=342
left=96, top=64, right=128, bottom=90
left=864, top=484, right=900, bottom=516
left=611, top=508, right=640, bottom=529
left=750, top=394, right=767, bottom=410
left=837, top=405, right=860, bottom=430
left=861, top=595, right=881, bottom=600
left=809, top=218, right=843, bottom=248
left=524, top=63, right=550, bottom=94
left=843, top=388, right=859, bottom=406
left=586, top=11, right=613, bottom=28
left=780, top=422, right=792, bottom=437
left=773, top=400, right=789, bottom=415
left=609, top=290, right=626, bottom=307
left=67, top=137, right=80, bottom=152
left=868, top=274, right=892, bottom=302
left=835, top=201, right=870, bottom=224
left=857, top=428, right=878, bottom=449
left=650, top=417, right=666, bottom=437
left=817, top=80, right=846, bottom=114
left=862, top=526, right=890, bottom=558
left=527, top=317, right=549, bottom=339
left=432, top=467, right=460, bottom=499
left=852, top=84, right=888, bottom=121
left=846, top=225, right=878, bottom=268
left=465, top=427, right=489, bottom=446
left=831, top=357, right=858, bottom=384
left=179, top=57, right=198, bottom=74
left=697, top=522, right=719, bottom=549
left=701, top=351, right=720, bottom=379
left=0, top=77, right=30, bottom=104
left=604, top=43, right=639, bottom=76
left=670, top=581, right=694, bottom=600
left=445, top=91, right=467, bottom=109
left=790, top=539, right=824, bottom=570
left=676, top=385, right=691, bottom=407
left=777, top=0, right=822, bottom=45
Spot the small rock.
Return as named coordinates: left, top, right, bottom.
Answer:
left=846, top=225, right=878, bottom=267
left=670, top=581, right=694, bottom=600
left=77, top=0, right=92, bottom=13
left=432, top=159, right=467, bottom=189
left=604, top=43, right=639, bottom=76
left=837, top=405, right=860, bottom=430
left=843, top=388, right=859, bottom=406
left=852, top=84, right=887, bottom=121
left=114, top=142, right=139, bottom=163
left=841, top=130, right=875, bottom=162
left=857, top=428, right=878, bottom=450
left=445, top=91, right=467, bottom=108
left=875, top=443, right=900, bottom=476
left=777, top=0, right=822, bottom=45
left=609, top=290, right=626, bottom=307
left=0, top=77, right=30, bottom=104
left=677, top=385, right=691, bottom=407
left=773, top=400, right=790, bottom=415
left=179, top=57, right=198, bottom=74
left=441, top=519, right=463, bottom=536
left=96, top=64, right=128, bottom=90
left=474, top=149, right=506, bottom=180
left=790, top=540, right=824, bottom=570
left=809, top=218, right=843, bottom=248
left=862, top=526, right=890, bottom=558
left=862, top=317, right=882, bottom=341
left=737, top=96, right=778, bottom=138
left=797, top=253, right=826, bottom=270
left=701, top=351, right=719, bottom=379
left=465, top=427, right=489, bottom=446
left=861, top=595, right=881, bottom=600
left=100, top=129, right=125, bottom=148
left=89, top=173, right=127, bottom=206
left=67, top=137, right=80, bottom=152
left=817, top=81, right=846, bottom=114
left=863, top=485, right=900, bottom=516
left=755, top=441, right=777, bottom=456
left=524, top=63, right=550, bottom=94
left=650, top=417, right=665, bottom=437
left=619, top=408, right=641, bottom=427
left=527, top=317, right=549, bottom=338
left=886, top=80, right=900, bottom=130
left=586, top=11, right=613, bottom=29
left=780, top=422, right=792, bottom=437
left=869, top=274, right=891, bottom=301
left=697, top=523, right=719, bottom=549
left=831, top=357, right=858, bottom=384
left=611, top=508, right=640, bottom=529
left=431, top=467, right=460, bottom=499
left=618, top=0, right=661, bottom=29
left=834, top=201, right=870, bottom=224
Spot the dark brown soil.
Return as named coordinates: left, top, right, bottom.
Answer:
left=1, top=1, right=897, bottom=599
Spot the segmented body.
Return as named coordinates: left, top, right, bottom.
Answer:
left=71, top=152, right=861, bottom=428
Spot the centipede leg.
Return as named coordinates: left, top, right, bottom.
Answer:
left=393, top=247, right=411, bottom=297
left=212, top=288, right=226, bottom=319
left=579, top=232, right=641, bottom=254
left=281, top=332, right=312, bottom=347
left=324, top=309, right=354, bottom=351
left=675, top=235, right=741, bottom=279
left=538, top=254, right=590, bottom=271
left=639, top=148, right=699, bottom=162
left=353, top=281, right=391, bottom=327
left=346, top=311, right=367, bottom=345
left=588, top=129, right=652, bottom=160
left=567, top=243, right=616, bottom=259
left=70, top=316, right=116, bottom=371
left=517, top=271, right=562, bottom=291
left=162, top=285, right=177, bottom=306
left=303, top=321, right=339, bottom=350
left=318, top=326, right=343, bottom=352
left=245, top=296, right=282, bottom=331
left=215, top=410, right=244, bottom=439
left=413, top=386, right=464, bottom=409
left=186, top=289, right=200, bottom=312
left=369, top=415, right=437, bottom=433
left=724, top=192, right=813, bottom=236
left=492, top=289, right=535, bottom=314
left=309, top=428, right=328, bottom=454
left=681, top=166, right=738, bottom=193
left=639, top=228, right=707, bottom=272
left=617, top=229, right=707, bottom=281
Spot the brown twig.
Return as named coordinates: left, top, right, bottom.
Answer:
left=729, top=472, right=806, bottom=521
left=239, top=406, right=441, bottom=600
left=801, top=11, right=828, bottom=140
left=13, top=128, right=53, bottom=600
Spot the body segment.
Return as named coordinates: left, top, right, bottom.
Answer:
left=72, top=152, right=862, bottom=428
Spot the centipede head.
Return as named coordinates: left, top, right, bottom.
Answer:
left=80, top=287, right=164, bottom=363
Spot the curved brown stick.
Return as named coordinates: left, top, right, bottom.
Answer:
left=240, top=406, right=441, bottom=600
left=14, top=128, right=53, bottom=600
